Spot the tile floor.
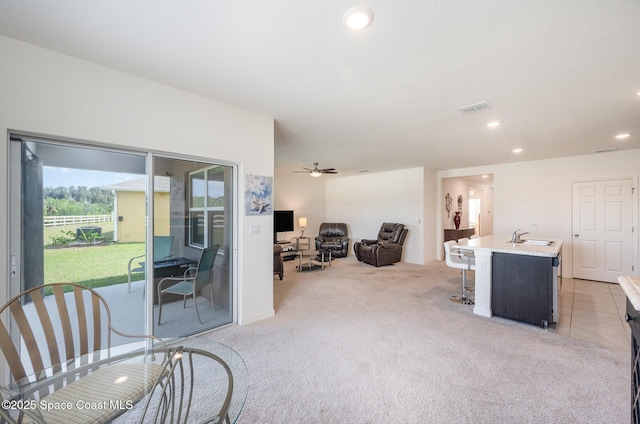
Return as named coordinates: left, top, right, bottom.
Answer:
left=552, top=277, right=630, bottom=353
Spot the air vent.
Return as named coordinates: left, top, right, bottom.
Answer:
left=458, top=101, right=491, bottom=114
left=593, top=147, right=617, bottom=153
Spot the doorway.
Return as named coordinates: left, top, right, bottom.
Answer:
left=572, top=178, right=634, bottom=283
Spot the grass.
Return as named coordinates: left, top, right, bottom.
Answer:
left=44, top=242, right=145, bottom=288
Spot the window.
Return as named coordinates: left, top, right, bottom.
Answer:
left=189, top=166, right=225, bottom=248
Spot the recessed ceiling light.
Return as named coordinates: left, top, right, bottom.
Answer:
left=487, top=121, right=501, bottom=128
left=513, top=148, right=523, bottom=153
left=615, top=133, right=631, bottom=139
left=343, top=7, right=374, bottom=30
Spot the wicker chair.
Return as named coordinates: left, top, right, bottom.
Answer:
left=0, top=283, right=168, bottom=424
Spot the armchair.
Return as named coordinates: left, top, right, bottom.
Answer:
left=314, top=223, right=350, bottom=257
left=274, top=244, right=284, bottom=280
left=0, top=283, right=166, bottom=424
left=353, top=223, right=408, bottom=267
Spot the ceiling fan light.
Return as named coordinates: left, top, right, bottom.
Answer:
left=310, top=170, right=322, bottom=177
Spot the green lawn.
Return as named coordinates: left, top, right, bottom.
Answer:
left=44, top=242, right=145, bottom=288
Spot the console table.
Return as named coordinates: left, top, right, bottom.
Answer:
left=444, top=228, right=475, bottom=242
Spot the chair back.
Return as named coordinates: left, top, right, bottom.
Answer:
left=0, top=283, right=113, bottom=384
left=443, top=240, right=458, bottom=268
left=318, top=223, right=348, bottom=238
left=195, top=245, right=219, bottom=291
left=153, top=235, right=174, bottom=262
left=377, top=223, right=405, bottom=243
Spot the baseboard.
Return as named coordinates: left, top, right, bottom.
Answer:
left=239, top=309, right=275, bottom=325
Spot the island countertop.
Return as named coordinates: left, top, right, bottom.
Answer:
left=454, top=235, right=563, bottom=257
left=618, top=276, right=640, bottom=311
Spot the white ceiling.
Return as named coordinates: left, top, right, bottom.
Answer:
left=1, top=1, right=639, bottom=177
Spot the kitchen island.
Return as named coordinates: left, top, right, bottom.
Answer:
left=453, top=235, right=563, bottom=327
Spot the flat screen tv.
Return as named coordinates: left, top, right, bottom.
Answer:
left=274, top=210, right=294, bottom=242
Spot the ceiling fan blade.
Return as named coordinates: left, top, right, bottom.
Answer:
left=292, top=171, right=310, bottom=173
left=323, top=171, right=338, bottom=174
left=319, top=168, right=335, bottom=172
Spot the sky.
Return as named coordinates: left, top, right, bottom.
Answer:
left=43, top=167, right=141, bottom=188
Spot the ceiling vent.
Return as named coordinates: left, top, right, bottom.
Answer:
left=458, top=101, right=491, bottom=114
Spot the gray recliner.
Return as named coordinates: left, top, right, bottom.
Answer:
left=353, top=223, right=408, bottom=267
left=315, top=223, right=350, bottom=257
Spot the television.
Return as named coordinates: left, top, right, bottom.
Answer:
left=274, top=210, right=294, bottom=242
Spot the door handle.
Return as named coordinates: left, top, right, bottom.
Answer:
left=574, top=234, right=579, bottom=237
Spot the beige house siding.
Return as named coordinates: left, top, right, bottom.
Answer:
left=115, top=191, right=170, bottom=242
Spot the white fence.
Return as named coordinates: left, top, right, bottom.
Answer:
left=43, top=215, right=112, bottom=227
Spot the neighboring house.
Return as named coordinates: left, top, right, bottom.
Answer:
left=102, top=177, right=171, bottom=243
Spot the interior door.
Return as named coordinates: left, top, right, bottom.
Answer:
left=572, top=179, right=633, bottom=282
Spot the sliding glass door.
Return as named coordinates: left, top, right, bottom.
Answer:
left=152, top=156, right=234, bottom=337
left=9, top=135, right=235, bottom=342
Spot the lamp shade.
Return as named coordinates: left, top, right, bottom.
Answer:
left=299, top=217, right=307, bottom=227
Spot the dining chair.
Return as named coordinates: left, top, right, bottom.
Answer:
left=127, top=235, right=174, bottom=293
left=0, top=283, right=166, bottom=424
left=157, top=245, right=219, bottom=325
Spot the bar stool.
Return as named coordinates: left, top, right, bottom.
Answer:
left=444, top=240, right=476, bottom=304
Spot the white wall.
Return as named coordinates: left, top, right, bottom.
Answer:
left=273, top=170, right=326, bottom=241
left=423, top=168, right=438, bottom=263
left=438, top=150, right=640, bottom=277
left=325, top=168, right=425, bottom=265
left=442, top=178, right=470, bottom=229
left=0, top=36, right=275, bottom=324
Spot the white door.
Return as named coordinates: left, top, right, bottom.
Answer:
left=572, top=179, right=633, bottom=282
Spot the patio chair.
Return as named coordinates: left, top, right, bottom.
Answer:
left=157, top=245, right=219, bottom=325
left=0, top=283, right=166, bottom=424
left=127, top=235, right=174, bottom=293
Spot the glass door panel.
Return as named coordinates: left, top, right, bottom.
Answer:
left=9, top=136, right=147, bottom=345
left=152, top=157, right=234, bottom=338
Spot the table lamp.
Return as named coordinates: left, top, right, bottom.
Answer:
left=299, top=217, right=307, bottom=237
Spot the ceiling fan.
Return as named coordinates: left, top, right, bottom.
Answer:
left=292, top=162, right=338, bottom=177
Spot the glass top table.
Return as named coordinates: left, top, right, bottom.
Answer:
left=296, top=249, right=332, bottom=271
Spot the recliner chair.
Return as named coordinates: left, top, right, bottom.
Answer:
left=274, top=244, right=284, bottom=280
left=353, top=223, right=408, bottom=267
left=315, top=223, right=350, bottom=257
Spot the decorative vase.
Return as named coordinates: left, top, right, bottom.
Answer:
left=453, top=211, right=461, bottom=230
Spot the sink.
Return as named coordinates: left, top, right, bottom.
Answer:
left=523, top=239, right=554, bottom=246
left=506, top=239, right=554, bottom=246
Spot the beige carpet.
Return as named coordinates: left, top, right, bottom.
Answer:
left=198, top=256, right=628, bottom=423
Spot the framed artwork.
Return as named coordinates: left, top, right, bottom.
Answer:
left=245, top=174, right=273, bottom=215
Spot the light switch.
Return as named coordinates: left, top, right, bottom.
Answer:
left=250, top=224, right=260, bottom=235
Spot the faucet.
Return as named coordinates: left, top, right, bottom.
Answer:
left=511, top=229, right=530, bottom=243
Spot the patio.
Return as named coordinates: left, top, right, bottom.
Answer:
left=94, top=280, right=233, bottom=342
